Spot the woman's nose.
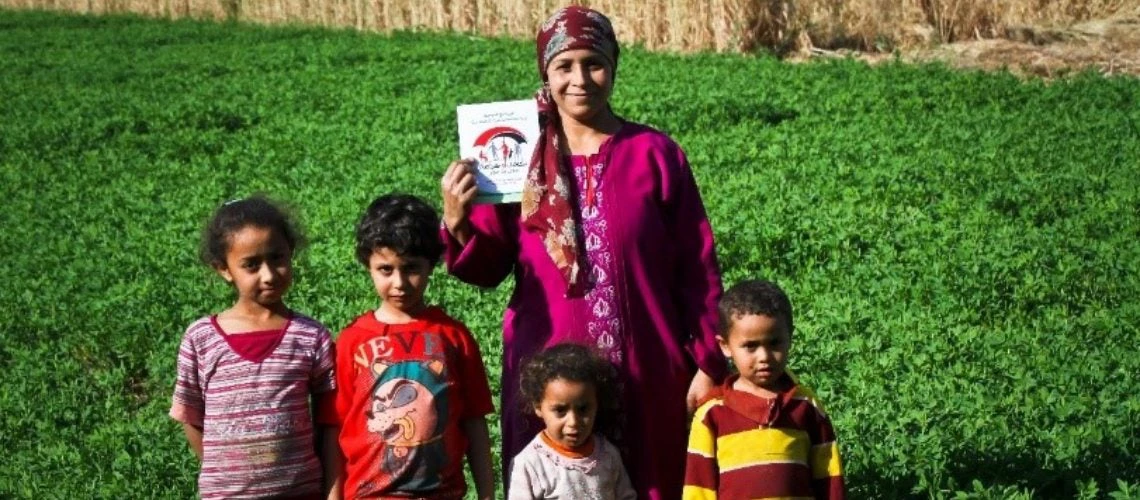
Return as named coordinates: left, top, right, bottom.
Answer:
left=571, top=65, right=588, bottom=85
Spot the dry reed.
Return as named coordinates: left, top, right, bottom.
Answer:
left=0, top=0, right=1131, bottom=52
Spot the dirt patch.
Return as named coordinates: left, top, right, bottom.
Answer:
left=791, top=11, right=1140, bottom=78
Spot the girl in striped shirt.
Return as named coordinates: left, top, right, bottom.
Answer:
left=170, top=196, right=338, bottom=499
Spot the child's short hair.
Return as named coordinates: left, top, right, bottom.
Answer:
left=718, top=279, right=794, bottom=338
left=355, top=193, right=444, bottom=267
left=519, top=343, right=617, bottom=431
left=200, top=195, right=305, bottom=268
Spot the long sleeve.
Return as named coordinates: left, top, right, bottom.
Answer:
left=683, top=402, right=720, bottom=500
left=613, top=453, right=638, bottom=500
left=507, top=446, right=544, bottom=500
left=441, top=203, right=520, bottom=288
left=809, top=407, right=846, bottom=500
left=662, top=144, right=728, bottom=383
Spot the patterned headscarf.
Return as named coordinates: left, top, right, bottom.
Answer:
left=522, top=6, right=619, bottom=294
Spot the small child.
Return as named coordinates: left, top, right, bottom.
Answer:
left=332, top=193, right=495, bottom=499
left=683, top=279, right=846, bottom=499
left=170, top=196, right=338, bottom=499
left=509, top=343, right=636, bottom=500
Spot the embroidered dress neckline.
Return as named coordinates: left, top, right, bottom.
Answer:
left=568, top=133, right=617, bottom=209
left=210, top=315, right=292, bottom=363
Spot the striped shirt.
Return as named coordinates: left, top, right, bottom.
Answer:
left=683, top=373, right=845, bottom=500
left=170, top=314, right=336, bottom=499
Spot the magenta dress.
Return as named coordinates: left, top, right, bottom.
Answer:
left=442, top=122, right=727, bottom=500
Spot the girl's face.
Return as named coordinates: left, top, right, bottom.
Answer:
left=216, top=225, right=293, bottom=309
left=545, top=48, right=614, bottom=128
left=534, top=377, right=597, bottom=449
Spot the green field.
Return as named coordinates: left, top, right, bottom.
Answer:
left=1, top=9, right=1138, bottom=499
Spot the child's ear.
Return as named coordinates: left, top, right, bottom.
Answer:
left=717, top=335, right=731, bottom=357
left=214, top=264, right=234, bottom=283
left=533, top=405, right=544, bottom=419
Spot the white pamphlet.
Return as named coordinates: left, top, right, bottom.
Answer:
left=456, top=99, right=540, bottom=204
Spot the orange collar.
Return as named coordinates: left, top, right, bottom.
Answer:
left=540, top=431, right=595, bottom=458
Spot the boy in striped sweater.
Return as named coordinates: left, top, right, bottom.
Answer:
left=683, top=279, right=845, bottom=499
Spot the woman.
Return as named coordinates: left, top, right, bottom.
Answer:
left=440, top=7, right=726, bottom=499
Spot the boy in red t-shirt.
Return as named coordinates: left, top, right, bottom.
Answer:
left=330, top=193, right=495, bottom=499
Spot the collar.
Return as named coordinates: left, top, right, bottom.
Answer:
left=358, top=305, right=445, bottom=332
left=721, top=372, right=800, bottom=427
left=540, top=431, right=596, bottom=459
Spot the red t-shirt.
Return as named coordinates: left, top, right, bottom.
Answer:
left=334, top=307, right=495, bottom=499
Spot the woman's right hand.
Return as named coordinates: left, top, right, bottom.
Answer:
left=441, top=159, right=478, bottom=245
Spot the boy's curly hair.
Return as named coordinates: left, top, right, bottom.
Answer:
left=718, top=279, right=794, bottom=338
left=355, top=193, right=444, bottom=267
left=519, top=343, right=618, bottom=436
left=200, top=195, right=305, bottom=268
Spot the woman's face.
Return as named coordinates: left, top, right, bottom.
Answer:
left=545, top=48, right=614, bottom=127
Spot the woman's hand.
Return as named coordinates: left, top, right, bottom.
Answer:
left=686, top=369, right=716, bottom=415
left=441, top=159, right=478, bottom=245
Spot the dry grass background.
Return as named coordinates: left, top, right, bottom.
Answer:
left=3, top=0, right=1138, bottom=74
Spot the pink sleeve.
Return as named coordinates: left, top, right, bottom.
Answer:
left=441, top=203, right=520, bottom=288
left=661, top=144, right=729, bottom=382
left=310, top=327, right=336, bottom=394
left=170, top=328, right=205, bottom=427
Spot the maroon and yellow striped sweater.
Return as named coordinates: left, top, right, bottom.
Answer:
left=683, top=373, right=845, bottom=499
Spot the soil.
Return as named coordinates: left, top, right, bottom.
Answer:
left=791, top=12, right=1140, bottom=79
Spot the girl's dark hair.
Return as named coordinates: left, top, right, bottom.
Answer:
left=519, top=343, right=618, bottom=436
left=199, top=196, right=305, bottom=268
left=355, top=193, right=444, bottom=267
left=718, top=279, right=794, bottom=338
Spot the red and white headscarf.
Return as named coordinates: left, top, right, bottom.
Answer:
left=522, top=6, right=619, bottom=294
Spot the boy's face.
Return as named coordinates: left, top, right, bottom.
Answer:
left=368, top=247, right=431, bottom=320
left=718, top=313, right=791, bottom=397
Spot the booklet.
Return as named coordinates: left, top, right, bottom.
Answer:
left=456, top=99, right=540, bottom=204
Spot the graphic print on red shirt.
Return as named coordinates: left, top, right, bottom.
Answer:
left=335, top=307, right=494, bottom=499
